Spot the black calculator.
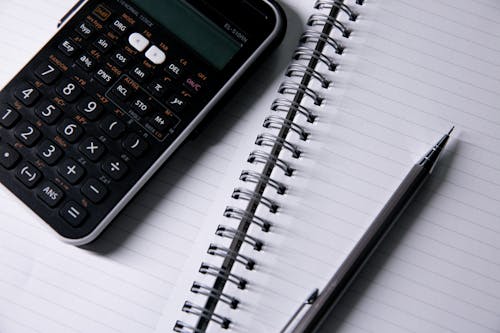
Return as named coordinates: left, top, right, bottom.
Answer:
left=0, top=0, right=285, bottom=245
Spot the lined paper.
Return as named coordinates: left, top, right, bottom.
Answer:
left=164, top=0, right=500, bottom=332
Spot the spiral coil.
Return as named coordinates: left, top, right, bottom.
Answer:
left=175, top=1, right=363, bottom=331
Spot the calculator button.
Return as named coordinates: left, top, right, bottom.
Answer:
left=131, top=97, right=151, bottom=116
left=17, top=162, right=42, bottom=188
left=76, top=21, right=94, bottom=39
left=36, top=101, right=62, bottom=125
left=15, top=122, right=41, bottom=147
left=94, top=36, right=112, bottom=53
left=15, top=83, right=40, bottom=106
left=123, top=133, right=148, bottom=158
left=58, top=158, right=85, bottom=184
left=76, top=53, right=97, bottom=72
left=111, top=81, right=132, bottom=101
left=56, top=80, right=82, bottom=102
left=145, top=46, right=166, bottom=65
left=59, top=39, right=79, bottom=57
left=0, top=104, right=20, bottom=128
left=35, top=63, right=61, bottom=85
left=111, top=50, right=132, bottom=68
left=148, top=79, right=169, bottom=98
left=184, top=77, right=203, bottom=94
left=94, top=67, right=115, bottom=87
left=0, top=144, right=20, bottom=169
left=79, top=137, right=106, bottom=162
left=38, top=140, right=63, bottom=165
left=60, top=201, right=87, bottom=227
left=37, top=181, right=64, bottom=208
left=166, top=62, right=184, bottom=78
left=102, top=156, right=128, bottom=180
left=58, top=119, right=84, bottom=143
left=81, top=179, right=108, bottom=204
left=129, top=32, right=150, bottom=52
left=130, top=66, right=150, bottom=82
left=77, top=97, right=103, bottom=120
left=93, top=4, right=112, bottom=22
left=149, top=113, right=173, bottom=132
left=110, top=18, right=130, bottom=36
left=166, top=95, right=188, bottom=113
left=100, top=116, right=126, bottom=139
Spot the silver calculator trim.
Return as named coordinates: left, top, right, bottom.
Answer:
left=51, top=0, right=285, bottom=245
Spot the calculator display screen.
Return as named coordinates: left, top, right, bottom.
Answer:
left=131, top=0, right=242, bottom=70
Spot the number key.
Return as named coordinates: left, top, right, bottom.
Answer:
left=77, top=97, right=103, bottom=120
left=35, top=62, right=61, bottom=85
left=15, top=122, right=41, bottom=147
left=38, top=140, right=63, bottom=165
left=56, top=79, right=82, bottom=102
left=35, top=101, right=62, bottom=124
left=57, top=119, right=84, bottom=143
left=0, top=104, right=20, bottom=128
left=15, top=82, right=40, bottom=106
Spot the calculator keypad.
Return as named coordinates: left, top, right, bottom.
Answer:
left=0, top=0, right=215, bottom=241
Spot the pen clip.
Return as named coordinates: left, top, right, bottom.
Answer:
left=280, top=289, right=319, bottom=333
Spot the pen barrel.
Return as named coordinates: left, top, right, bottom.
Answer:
left=291, top=164, right=429, bottom=333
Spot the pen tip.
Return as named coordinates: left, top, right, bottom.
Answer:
left=448, top=126, right=455, bottom=136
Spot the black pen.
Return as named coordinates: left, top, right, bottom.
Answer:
left=288, top=127, right=454, bottom=333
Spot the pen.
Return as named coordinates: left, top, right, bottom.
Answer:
left=289, top=127, right=454, bottom=333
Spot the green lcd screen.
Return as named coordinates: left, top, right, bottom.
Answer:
left=131, top=0, right=242, bottom=70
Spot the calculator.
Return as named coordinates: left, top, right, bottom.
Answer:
left=0, top=0, right=285, bottom=245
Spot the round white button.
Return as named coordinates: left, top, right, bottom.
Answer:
left=128, top=32, right=150, bottom=52
left=145, top=46, right=166, bottom=65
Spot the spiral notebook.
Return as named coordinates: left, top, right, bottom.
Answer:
left=2, top=0, right=500, bottom=333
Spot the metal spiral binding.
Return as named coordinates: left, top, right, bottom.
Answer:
left=191, top=282, right=240, bottom=309
left=286, top=63, right=332, bottom=88
left=293, top=46, right=337, bottom=72
left=256, top=133, right=302, bottom=158
left=175, top=1, right=364, bottom=331
left=279, top=81, right=324, bottom=105
left=271, top=98, right=317, bottom=123
left=308, top=14, right=351, bottom=37
left=231, top=187, right=279, bottom=213
left=223, top=207, right=272, bottom=232
left=301, top=30, right=344, bottom=54
left=263, top=116, right=309, bottom=141
left=314, top=0, right=359, bottom=21
left=216, top=225, right=264, bottom=251
left=240, top=170, right=287, bottom=195
left=248, top=150, right=294, bottom=176
left=207, top=244, right=256, bottom=270
left=181, top=302, right=231, bottom=329
left=199, top=262, right=248, bottom=289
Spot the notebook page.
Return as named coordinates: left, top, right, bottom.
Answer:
left=312, top=0, right=500, bottom=332
left=0, top=1, right=291, bottom=332
left=179, top=0, right=500, bottom=332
